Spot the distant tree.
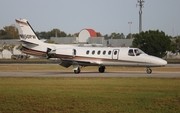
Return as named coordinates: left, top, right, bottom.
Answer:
left=110, top=32, right=120, bottom=39
left=103, top=33, right=121, bottom=39
left=73, top=32, right=79, bottom=37
left=35, top=29, right=68, bottom=39
left=0, top=29, right=7, bottom=39
left=104, top=34, right=110, bottom=40
left=105, top=32, right=125, bottom=39
left=36, top=31, right=49, bottom=39
left=59, top=31, right=67, bottom=37
left=67, top=34, right=73, bottom=37
left=126, top=33, right=135, bottom=39
left=48, top=29, right=59, bottom=37
left=171, top=38, right=180, bottom=54
left=120, top=33, right=125, bottom=39
left=132, top=30, right=171, bottom=58
left=96, top=32, right=102, bottom=37
left=2, top=26, right=19, bottom=39
left=48, top=29, right=67, bottom=38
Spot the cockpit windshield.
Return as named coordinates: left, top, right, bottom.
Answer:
left=134, top=49, right=145, bottom=56
left=128, top=49, right=145, bottom=56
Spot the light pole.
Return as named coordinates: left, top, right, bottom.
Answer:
left=137, top=0, right=145, bottom=33
left=128, top=22, right=132, bottom=38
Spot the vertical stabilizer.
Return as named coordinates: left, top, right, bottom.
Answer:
left=15, top=18, right=42, bottom=45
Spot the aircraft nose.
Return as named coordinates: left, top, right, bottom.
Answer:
left=150, top=56, right=167, bottom=66
left=159, top=59, right=167, bottom=66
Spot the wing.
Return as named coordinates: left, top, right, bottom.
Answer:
left=59, top=59, right=95, bottom=68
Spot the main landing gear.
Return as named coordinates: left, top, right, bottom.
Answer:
left=73, top=66, right=152, bottom=74
left=73, top=65, right=106, bottom=74
left=146, top=67, right=152, bottom=74
left=74, top=67, right=81, bottom=74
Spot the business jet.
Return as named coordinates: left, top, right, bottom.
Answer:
left=15, top=18, right=167, bottom=74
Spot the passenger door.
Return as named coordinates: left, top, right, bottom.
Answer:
left=112, top=49, right=119, bottom=59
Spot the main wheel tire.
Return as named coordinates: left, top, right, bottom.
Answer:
left=99, top=66, right=105, bottom=73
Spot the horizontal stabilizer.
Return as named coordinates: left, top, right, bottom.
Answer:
left=20, top=40, right=39, bottom=46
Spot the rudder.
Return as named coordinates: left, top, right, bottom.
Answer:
left=15, top=18, right=42, bottom=45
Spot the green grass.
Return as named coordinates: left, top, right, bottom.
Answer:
left=0, top=78, right=180, bottom=113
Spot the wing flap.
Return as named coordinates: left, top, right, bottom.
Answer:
left=59, top=61, right=72, bottom=68
left=59, top=59, right=92, bottom=68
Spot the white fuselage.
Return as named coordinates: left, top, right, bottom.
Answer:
left=22, top=42, right=167, bottom=67
left=50, top=47, right=167, bottom=67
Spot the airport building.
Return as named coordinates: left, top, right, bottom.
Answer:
left=50, top=28, right=133, bottom=47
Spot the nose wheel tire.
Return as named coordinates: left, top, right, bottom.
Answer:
left=146, top=68, right=152, bottom=74
left=74, top=67, right=80, bottom=74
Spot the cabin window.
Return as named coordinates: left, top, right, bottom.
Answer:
left=108, top=51, right=111, bottom=55
left=114, top=51, right=117, bottom=55
left=103, top=51, right=106, bottom=55
left=86, top=50, right=89, bottom=55
left=92, top=50, right=95, bottom=55
left=97, top=50, right=101, bottom=55
left=128, top=49, right=134, bottom=56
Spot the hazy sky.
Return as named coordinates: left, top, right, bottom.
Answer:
left=0, top=0, right=180, bottom=36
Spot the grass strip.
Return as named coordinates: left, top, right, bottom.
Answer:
left=0, top=77, right=180, bottom=113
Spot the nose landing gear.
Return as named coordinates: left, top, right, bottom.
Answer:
left=146, top=67, right=152, bottom=74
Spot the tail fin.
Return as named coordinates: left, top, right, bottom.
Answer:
left=15, top=18, right=42, bottom=45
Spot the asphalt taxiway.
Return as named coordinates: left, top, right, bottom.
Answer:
left=0, top=64, right=179, bottom=78
left=0, top=71, right=180, bottom=78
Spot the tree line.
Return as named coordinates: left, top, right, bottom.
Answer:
left=0, top=25, right=131, bottom=40
left=0, top=25, right=180, bottom=58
